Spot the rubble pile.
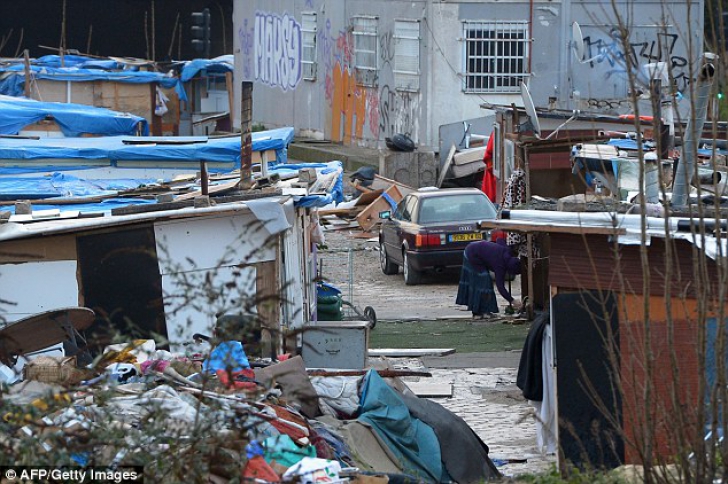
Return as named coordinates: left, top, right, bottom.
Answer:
left=0, top=339, right=501, bottom=483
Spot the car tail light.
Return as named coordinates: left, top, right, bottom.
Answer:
left=415, top=233, right=445, bottom=248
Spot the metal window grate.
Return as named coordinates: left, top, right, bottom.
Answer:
left=353, top=16, right=379, bottom=86
left=394, top=20, right=420, bottom=92
left=463, top=21, right=529, bottom=94
left=302, top=12, right=317, bottom=81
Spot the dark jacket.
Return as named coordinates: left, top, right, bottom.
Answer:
left=464, top=240, right=521, bottom=303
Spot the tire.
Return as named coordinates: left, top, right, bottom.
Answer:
left=403, top=251, right=422, bottom=285
left=379, top=240, right=398, bottom=275
left=364, top=306, right=377, bottom=329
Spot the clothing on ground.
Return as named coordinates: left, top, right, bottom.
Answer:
left=202, top=340, right=251, bottom=373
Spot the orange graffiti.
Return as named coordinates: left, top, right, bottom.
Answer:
left=331, top=62, right=366, bottom=144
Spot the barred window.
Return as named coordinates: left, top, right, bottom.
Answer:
left=394, top=20, right=420, bottom=92
left=302, top=12, right=317, bottom=81
left=353, top=16, right=378, bottom=86
left=463, top=21, right=529, bottom=94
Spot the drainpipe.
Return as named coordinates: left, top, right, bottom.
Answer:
left=528, top=0, right=533, bottom=76
left=672, top=53, right=717, bottom=208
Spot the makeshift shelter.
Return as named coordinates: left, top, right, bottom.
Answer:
left=484, top=209, right=728, bottom=470
left=0, top=55, right=185, bottom=135
left=0, top=95, right=148, bottom=137
left=0, top=127, right=294, bottom=179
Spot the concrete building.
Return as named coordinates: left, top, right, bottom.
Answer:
left=232, top=0, right=704, bottom=152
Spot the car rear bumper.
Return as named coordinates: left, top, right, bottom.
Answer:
left=406, top=249, right=465, bottom=271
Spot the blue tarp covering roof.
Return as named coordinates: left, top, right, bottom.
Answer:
left=0, top=127, right=294, bottom=173
left=0, top=160, right=341, bottom=211
left=0, top=96, right=148, bottom=137
left=0, top=61, right=186, bottom=101
left=179, top=56, right=234, bottom=83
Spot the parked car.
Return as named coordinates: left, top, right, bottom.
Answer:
left=378, top=187, right=497, bottom=285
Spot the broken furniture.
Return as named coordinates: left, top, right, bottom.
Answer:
left=0, top=307, right=95, bottom=367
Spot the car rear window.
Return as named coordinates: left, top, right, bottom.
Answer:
left=418, top=193, right=496, bottom=223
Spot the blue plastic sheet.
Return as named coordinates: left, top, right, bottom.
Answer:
left=0, top=97, right=148, bottom=137
left=357, top=370, right=443, bottom=483
left=0, top=172, right=157, bottom=200
left=179, top=56, right=234, bottom=83
left=272, top=161, right=344, bottom=208
left=0, top=63, right=186, bottom=101
left=0, top=127, right=294, bottom=171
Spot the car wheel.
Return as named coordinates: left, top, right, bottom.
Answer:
left=403, top=251, right=422, bottom=285
left=379, top=240, right=398, bottom=275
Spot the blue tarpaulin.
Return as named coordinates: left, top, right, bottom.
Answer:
left=357, top=370, right=443, bottom=483
left=0, top=127, right=294, bottom=173
left=271, top=161, right=345, bottom=207
left=0, top=160, right=339, bottom=213
left=0, top=172, right=158, bottom=200
left=0, top=61, right=186, bottom=101
left=0, top=96, right=148, bottom=137
left=179, top=56, right=234, bottom=83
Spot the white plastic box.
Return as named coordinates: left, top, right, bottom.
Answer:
left=301, top=321, right=370, bottom=369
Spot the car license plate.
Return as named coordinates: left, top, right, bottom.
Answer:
left=449, top=232, right=483, bottom=242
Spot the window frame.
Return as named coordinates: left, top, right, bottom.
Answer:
left=301, top=12, right=318, bottom=81
left=462, top=20, right=530, bottom=94
left=352, top=15, right=379, bottom=87
left=393, top=19, right=420, bottom=92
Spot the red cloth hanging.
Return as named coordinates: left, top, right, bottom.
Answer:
left=480, top=135, right=496, bottom=202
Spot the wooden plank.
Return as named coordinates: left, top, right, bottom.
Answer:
left=368, top=348, right=456, bottom=357
left=478, top=219, right=626, bottom=235
left=256, top=259, right=279, bottom=358
left=318, top=208, right=360, bottom=217
left=437, top=144, right=457, bottom=188
left=406, top=382, right=454, bottom=398
left=307, top=369, right=432, bottom=377
left=354, top=189, right=384, bottom=206
left=371, top=174, right=415, bottom=196
left=355, top=185, right=403, bottom=232
left=347, top=180, right=376, bottom=193
left=175, top=179, right=240, bottom=201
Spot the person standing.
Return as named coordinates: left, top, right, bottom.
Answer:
left=456, top=239, right=522, bottom=318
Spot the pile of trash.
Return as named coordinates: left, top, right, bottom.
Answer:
left=1, top=336, right=502, bottom=483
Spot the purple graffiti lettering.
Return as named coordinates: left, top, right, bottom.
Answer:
left=319, top=18, right=334, bottom=73
left=254, top=11, right=303, bottom=91
left=239, top=19, right=255, bottom=79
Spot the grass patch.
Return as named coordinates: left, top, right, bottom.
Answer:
left=369, top=319, right=531, bottom=353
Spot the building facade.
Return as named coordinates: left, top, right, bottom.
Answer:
left=233, top=0, right=704, bottom=151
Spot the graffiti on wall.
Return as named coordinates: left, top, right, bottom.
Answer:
left=378, top=85, right=419, bottom=141
left=238, top=19, right=254, bottom=80
left=253, top=11, right=303, bottom=91
left=580, top=29, right=690, bottom=90
left=379, top=31, right=394, bottom=67
left=330, top=61, right=368, bottom=144
left=324, top=21, right=420, bottom=144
